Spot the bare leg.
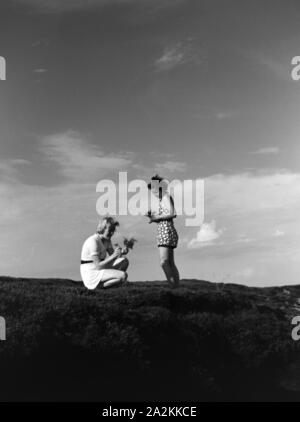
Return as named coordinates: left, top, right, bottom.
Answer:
left=159, top=247, right=179, bottom=288
left=169, top=249, right=180, bottom=287
left=100, top=269, right=127, bottom=289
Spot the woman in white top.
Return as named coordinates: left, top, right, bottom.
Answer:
left=80, top=217, right=129, bottom=290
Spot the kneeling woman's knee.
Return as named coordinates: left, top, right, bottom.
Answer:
left=119, top=271, right=127, bottom=283
left=122, top=257, right=129, bottom=270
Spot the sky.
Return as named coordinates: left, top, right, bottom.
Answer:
left=0, top=0, right=299, bottom=285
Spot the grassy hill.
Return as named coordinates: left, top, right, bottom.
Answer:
left=0, top=276, right=300, bottom=402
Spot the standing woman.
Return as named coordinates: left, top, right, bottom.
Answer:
left=147, top=175, right=180, bottom=288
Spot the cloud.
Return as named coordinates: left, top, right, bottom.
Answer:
left=33, top=68, right=48, bottom=74
left=235, top=236, right=255, bottom=244
left=206, top=171, right=300, bottom=214
left=215, top=111, right=237, bottom=120
left=255, top=54, right=291, bottom=82
left=235, top=267, right=255, bottom=280
left=188, top=220, right=224, bottom=249
left=155, top=45, right=186, bottom=72
left=154, top=161, right=187, bottom=175
left=191, top=108, right=238, bottom=121
left=39, top=130, right=132, bottom=183
left=0, top=159, right=30, bottom=181
left=131, top=157, right=187, bottom=179
left=194, top=170, right=300, bottom=257
left=179, top=169, right=300, bottom=285
left=251, top=147, right=280, bottom=155
left=14, top=0, right=184, bottom=13
left=240, top=49, right=291, bottom=82
left=0, top=131, right=134, bottom=278
left=155, top=38, right=204, bottom=72
left=0, top=178, right=100, bottom=276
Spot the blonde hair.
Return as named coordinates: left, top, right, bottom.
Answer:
left=96, top=216, right=119, bottom=234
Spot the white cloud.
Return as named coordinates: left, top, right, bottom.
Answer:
left=191, top=170, right=300, bottom=265
left=251, top=147, right=280, bottom=155
left=155, top=45, right=186, bottom=72
left=0, top=159, right=30, bottom=181
left=155, top=38, right=204, bottom=72
left=0, top=132, right=134, bottom=278
left=131, top=157, right=186, bottom=179
left=39, top=130, right=132, bottom=182
left=154, top=161, right=186, bottom=174
left=188, top=220, right=224, bottom=249
left=273, top=229, right=285, bottom=237
left=206, top=171, right=300, bottom=214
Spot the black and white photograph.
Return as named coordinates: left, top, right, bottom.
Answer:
left=0, top=0, right=300, bottom=405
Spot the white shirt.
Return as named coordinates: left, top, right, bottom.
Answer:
left=81, top=233, right=112, bottom=262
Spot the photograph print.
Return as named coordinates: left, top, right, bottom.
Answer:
left=0, top=0, right=300, bottom=404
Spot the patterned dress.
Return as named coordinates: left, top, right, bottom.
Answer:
left=156, top=197, right=178, bottom=249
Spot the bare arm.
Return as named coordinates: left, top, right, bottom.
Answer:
left=89, top=238, right=122, bottom=270
left=92, top=248, right=122, bottom=270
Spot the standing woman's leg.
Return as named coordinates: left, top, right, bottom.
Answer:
left=169, top=248, right=180, bottom=287
left=159, top=247, right=177, bottom=287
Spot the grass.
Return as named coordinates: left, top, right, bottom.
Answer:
left=0, top=276, right=299, bottom=401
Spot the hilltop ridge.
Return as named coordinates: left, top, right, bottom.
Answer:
left=0, top=276, right=299, bottom=401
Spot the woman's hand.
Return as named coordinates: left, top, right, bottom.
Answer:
left=112, top=246, right=122, bottom=258
left=145, top=211, right=160, bottom=224
left=121, top=247, right=129, bottom=255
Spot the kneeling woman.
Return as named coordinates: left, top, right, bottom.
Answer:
left=147, top=175, right=180, bottom=288
left=80, top=217, right=129, bottom=289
